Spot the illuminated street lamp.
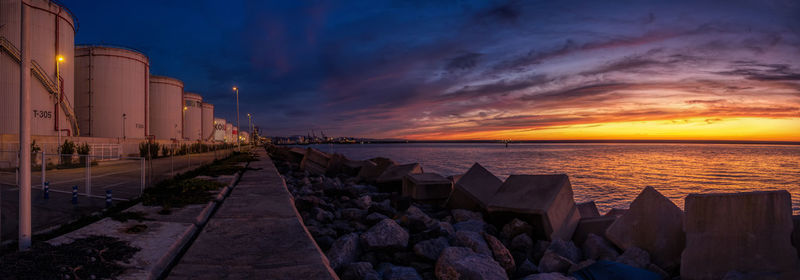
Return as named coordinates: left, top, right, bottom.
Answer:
left=56, top=55, right=64, bottom=152
left=247, top=113, right=253, bottom=145
left=232, top=86, right=240, bottom=151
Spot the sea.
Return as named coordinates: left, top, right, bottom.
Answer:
left=302, top=143, right=800, bottom=214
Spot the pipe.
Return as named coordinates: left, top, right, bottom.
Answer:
left=19, top=3, right=32, bottom=250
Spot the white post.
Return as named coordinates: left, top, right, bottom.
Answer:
left=85, top=155, right=91, bottom=196
left=41, top=151, right=45, bottom=190
left=19, top=4, right=32, bottom=250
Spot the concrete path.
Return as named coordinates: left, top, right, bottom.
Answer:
left=168, top=149, right=337, bottom=279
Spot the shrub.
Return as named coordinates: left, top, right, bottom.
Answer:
left=76, top=143, right=91, bottom=165
left=60, top=139, right=75, bottom=165
left=161, top=145, right=171, bottom=157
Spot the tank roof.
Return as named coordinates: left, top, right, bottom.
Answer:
left=201, top=102, right=214, bottom=108
left=183, top=92, right=203, bottom=100
left=150, top=75, right=184, bottom=87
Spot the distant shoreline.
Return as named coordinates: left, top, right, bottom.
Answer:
left=279, top=139, right=800, bottom=146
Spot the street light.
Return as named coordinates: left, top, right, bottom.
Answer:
left=56, top=55, right=64, bottom=152
left=247, top=113, right=252, bottom=145
left=232, top=86, right=240, bottom=151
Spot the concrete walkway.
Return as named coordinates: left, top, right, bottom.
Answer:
left=168, top=149, right=337, bottom=279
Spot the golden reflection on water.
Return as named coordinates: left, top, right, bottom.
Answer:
left=321, top=143, right=800, bottom=213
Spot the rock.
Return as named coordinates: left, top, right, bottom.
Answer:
left=435, top=247, right=509, bottom=280
left=315, top=235, right=336, bottom=252
left=341, top=262, right=379, bottom=280
left=500, top=218, right=533, bottom=240
left=413, top=237, right=450, bottom=261
left=547, top=239, right=581, bottom=264
left=532, top=240, right=551, bottom=263
left=568, top=260, right=596, bottom=274
left=582, top=233, right=619, bottom=261
left=487, top=174, right=580, bottom=241
left=510, top=233, right=534, bottom=252
left=402, top=173, right=453, bottom=203
left=300, top=148, right=331, bottom=175
left=331, top=220, right=355, bottom=235
left=341, top=208, right=367, bottom=221
left=382, top=265, right=423, bottom=280
left=576, top=201, right=600, bottom=218
left=399, top=206, right=437, bottom=233
left=521, top=272, right=572, bottom=280
left=483, top=232, right=516, bottom=274
left=514, top=259, right=539, bottom=278
left=361, top=219, right=409, bottom=250
left=438, top=222, right=455, bottom=238
left=446, top=163, right=503, bottom=211
left=647, top=263, right=669, bottom=279
left=369, top=200, right=397, bottom=217
left=571, top=216, right=616, bottom=245
left=365, top=212, right=389, bottom=225
left=327, top=233, right=361, bottom=271
left=453, top=219, right=488, bottom=233
left=352, top=195, right=372, bottom=210
left=307, top=225, right=337, bottom=238
left=616, top=246, right=650, bottom=269
left=605, top=186, right=685, bottom=272
left=451, top=209, right=483, bottom=223
left=454, top=231, right=492, bottom=256
left=376, top=163, right=423, bottom=192
left=538, top=250, right=575, bottom=273
left=681, top=190, right=800, bottom=279
left=295, top=195, right=326, bottom=211
left=313, top=207, right=335, bottom=223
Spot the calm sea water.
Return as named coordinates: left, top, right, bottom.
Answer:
left=306, top=143, right=800, bottom=214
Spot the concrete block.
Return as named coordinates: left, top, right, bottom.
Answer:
left=402, top=173, right=453, bottom=202
left=288, top=147, right=307, bottom=165
left=577, top=201, right=600, bottom=218
left=357, top=157, right=397, bottom=183
left=487, top=174, right=579, bottom=241
left=300, top=148, right=331, bottom=175
left=376, top=163, right=423, bottom=192
left=325, top=154, right=366, bottom=177
left=792, top=215, right=800, bottom=259
left=604, top=208, right=628, bottom=217
left=605, top=187, right=684, bottom=272
left=681, top=190, right=799, bottom=279
left=446, top=163, right=502, bottom=211
left=572, top=216, right=617, bottom=246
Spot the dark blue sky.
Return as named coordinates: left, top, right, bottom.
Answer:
left=61, top=0, right=800, bottom=140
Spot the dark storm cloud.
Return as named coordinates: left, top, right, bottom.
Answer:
left=61, top=0, right=800, bottom=138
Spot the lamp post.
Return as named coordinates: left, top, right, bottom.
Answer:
left=247, top=113, right=252, bottom=145
left=182, top=106, right=187, bottom=140
left=122, top=113, right=127, bottom=140
left=56, top=55, right=64, bottom=151
left=232, top=86, right=240, bottom=151
left=18, top=3, right=32, bottom=250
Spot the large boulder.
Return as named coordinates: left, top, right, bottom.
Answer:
left=546, top=239, right=581, bottom=264
left=537, top=250, right=574, bottom=273
left=452, top=209, right=484, bottom=223
left=681, top=190, right=800, bottom=279
left=616, top=246, right=651, bottom=269
left=376, top=163, right=423, bottom=192
left=605, top=186, right=684, bottom=272
left=454, top=231, right=492, bottom=256
left=571, top=216, right=616, bottom=245
left=500, top=218, right=534, bottom=240
left=521, top=272, right=572, bottom=280
left=446, top=163, right=503, bottom=211
left=435, top=247, right=509, bottom=280
left=483, top=232, right=516, bottom=274
left=413, top=237, right=450, bottom=261
left=398, top=206, right=437, bottom=233
left=402, top=173, right=453, bottom=203
left=341, top=262, right=379, bottom=280
left=381, top=265, right=423, bottom=280
left=582, top=233, right=619, bottom=261
left=361, top=219, right=409, bottom=250
left=487, top=174, right=580, bottom=241
left=300, top=148, right=331, bottom=175
left=327, top=233, right=361, bottom=271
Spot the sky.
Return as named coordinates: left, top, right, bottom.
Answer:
left=61, top=0, right=800, bottom=141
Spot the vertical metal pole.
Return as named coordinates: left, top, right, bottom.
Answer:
left=41, top=151, right=45, bottom=190
left=235, top=89, right=240, bottom=152
left=140, top=158, right=145, bottom=195
left=85, top=155, right=91, bottom=196
left=19, top=3, right=32, bottom=250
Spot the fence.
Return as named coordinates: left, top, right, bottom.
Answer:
left=89, top=143, right=122, bottom=161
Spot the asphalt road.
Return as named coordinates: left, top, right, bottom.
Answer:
left=0, top=148, right=239, bottom=242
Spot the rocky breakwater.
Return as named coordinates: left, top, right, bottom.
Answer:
left=267, top=145, right=800, bottom=280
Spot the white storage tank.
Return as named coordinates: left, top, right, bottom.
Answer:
left=74, top=45, right=149, bottom=139
left=182, top=92, right=202, bottom=141
left=149, top=75, right=183, bottom=140
left=1, top=0, right=79, bottom=136
left=225, top=123, right=233, bottom=143
left=213, top=118, right=226, bottom=142
left=201, top=102, right=214, bottom=141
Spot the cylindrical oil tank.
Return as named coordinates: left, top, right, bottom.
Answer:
left=182, top=92, right=202, bottom=141
left=225, top=123, right=233, bottom=143
left=149, top=75, right=182, bottom=140
left=201, top=102, right=214, bottom=141
left=213, top=118, right=226, bottom=142
left=74, top=45, right=149, bottom=139
left=1, top=0, right=77, bottom=136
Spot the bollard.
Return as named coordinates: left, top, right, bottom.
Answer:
left=43, top=181, right=49, bottom=199
left=72, top=185, right=78, bottom=204
left=105, top=190, right=113, bottom=208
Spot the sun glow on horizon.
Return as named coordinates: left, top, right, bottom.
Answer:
left=404, top=117, right=800, bottom=142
